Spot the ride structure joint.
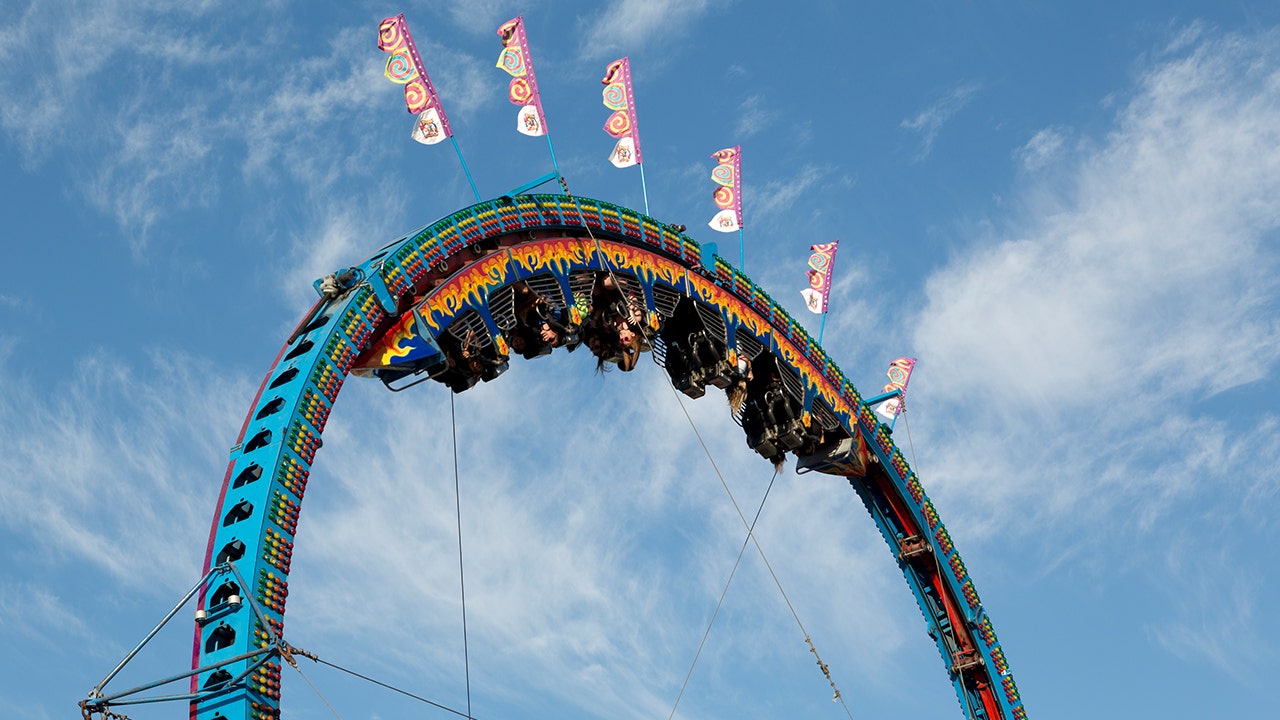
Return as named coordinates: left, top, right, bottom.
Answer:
left=314, top=268, right=363, bottom=301
left=500, top=170, right=560, bottom=200
left=364, top=267, right=400, bottom=314
left=699, top=241, right=718, bottom=271
left=79, top=701, right=133, bottom=720
left=951, top=648, right=985, bottom=674
left=861, top=388, right=903, bottom=407
left=898, top=534, right=933, bottom=561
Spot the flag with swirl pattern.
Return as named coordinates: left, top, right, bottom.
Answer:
left=601, top=57, right=643, bottom=168
left=708, top=146, right=742, bottom=232
left=800, top=240, right=839, bottom=314
left=378, top=14, right=452, bottom=146
left=874, top=357, right=917, bottom=421
left=496, top=16, right=548, bottom=137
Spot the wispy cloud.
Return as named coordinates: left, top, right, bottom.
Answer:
left=0, top=4, right=457, bottom=259
left=915, top=34, right=1280, bottom=419
left=239, top=27, right=392, bottom=187
left=0, top=350, right=250, bottom=591
left=0, top=584, right=91, bottom=645
left=0, top=1, right=230, bottom=166
left=437, top=0, right=528, bottom=36
left=85, top=104, right=221, bottom=255
left=1154, top=533, right=1266, bottom=679
left=1015, top=126, right=1069, bottom=171
left=900, top=81, right=982, bottom=160
left=747, top=164, right=829, bottom=228
left=423, top=43, right=495, bottom=122
left=906, top=28, right=1280, bottom=674
left=0, top=1, right=245, bottom=252
left=279, top=185, right=409, bottom=307
left=577, top=0, right=721, bottom=61
left=733, top=93, right=780, bottom=139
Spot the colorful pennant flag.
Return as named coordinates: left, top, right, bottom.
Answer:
left=708, top=146, right=742, bottom=233
left=874, top=357, right=918, bottom=422
left=496, top=15, right=548, bottom=137
left=378, top=14, right=452, bottom=146
left=801, top=240, right=839, bottom=314
left=601, top=57, right=643, bottom=168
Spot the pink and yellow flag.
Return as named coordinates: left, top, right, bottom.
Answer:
left=601, top=57, right=643, bottom=168
left=496, top=16, right=548, bottom=137
left=378, top=14, right=452, bottom=146
left=708, top=146, right=742, bottom=233
left=874, top=357, right=917, bottom=422
left=801, top=240, right=839, bottom=314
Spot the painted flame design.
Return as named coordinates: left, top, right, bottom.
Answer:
left=364, top=231, right=855, bottom=426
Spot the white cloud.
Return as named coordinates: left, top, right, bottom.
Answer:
left=1154, top=540, right=1262, bottom=678
left=1015, top=126, right=1068, bottom=171
left=274, top=180, right=415, bottom=314
left=747, top=164, right=829, bottom=229
left=0, top=584, right=92, bottom=649
left=0, top=1, right=228, bottom=166
left=84, top=104, right=220, bottom=255
left=916, top=31, right=1280, bottom=418
left=900, top=80, right=982, bottom=160
left=0, top=3, right=244, bottom=248
left=0, top=4, right=446, bottom=257
left=438, top=0, right=530, bottom=36
left=906, top=27, right=1280, bottom=676
left=733, top=93, right=780, bottom=139
left=809, top=260, right=882, bottom=357
left=239, top=27, right=391, bottom=187
left=577, top=0, right=721, bottom=61
left=0, top=1, right=232, bottom=250
left=422, top=43, right=494, bottom=122
left=0, top=350, right=250, bottom=590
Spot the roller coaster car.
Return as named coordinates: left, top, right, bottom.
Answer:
left=660, top=299, right=734, bottom=399
left=738, top=352, right=811, bottom=461
left=794, top=436, right=865, bottom=476
left=438, top=355, right=509, bottom=393
left=433, top=324, right=508, bottom=394
left=741, top=401, right=779, bottom=457
left=742, top=384, right=806, bottom=458
left=371, top=351, right=451, bottom=389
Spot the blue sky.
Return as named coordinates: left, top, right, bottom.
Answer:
left=2, top=1, right=1279, bottom=719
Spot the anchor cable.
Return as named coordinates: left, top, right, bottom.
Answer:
left=285, top=643, right=476, bottom=720
left=664, top=385, right=855, bottom=718
left=667, top=469, right=779, bottom=720
left=450, top=393, right=474, bottom=719
left=548, top=177, right=853, bottom=716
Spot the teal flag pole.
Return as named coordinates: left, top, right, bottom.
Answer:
left=638, top=163, right=651, bottom=216
left=450, top=136, right=482, bottom=203
left=818, top=311, right=828, bottom=346
left=738, top=227, right=745, bottom=272
left=545, top=133, right=562, bottom=182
